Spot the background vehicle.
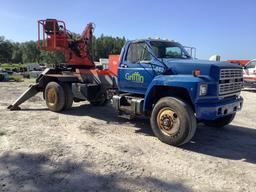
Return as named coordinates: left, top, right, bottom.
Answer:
left=226, top=60, right=249, bottom=66
left=0, top=71, right=8, bottom=81
left=243, top=59, right=256, bottom=87
left=8, top=19, right=244, bottom=146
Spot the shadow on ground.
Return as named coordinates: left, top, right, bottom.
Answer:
left=183, top=124, right=256, bottom=164
left=65, top=104, right=256, bottom=164
left=63, top=103, right=154, bottom=136
left=19, top=103, right=256, bottom=164
left=0, top=152, right=190, bottom=192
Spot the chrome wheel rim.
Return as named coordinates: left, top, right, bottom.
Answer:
left=157, top=107, right=180, bottom=136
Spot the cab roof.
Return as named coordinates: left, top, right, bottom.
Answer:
left=129, top=38, right=178, bottom=44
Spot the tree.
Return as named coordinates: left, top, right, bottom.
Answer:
left=92, top=35, right=125, bottom=61
left=0, top=36, right=13, bottom=63
left=40, top=51, right=65, bottom=67
left=12, top=43, right=23, bottom=63
left=21, top=41, right=41, bottom=63
left=0, top=34, right=126, bottom=65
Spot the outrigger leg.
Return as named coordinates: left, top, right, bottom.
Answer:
left=7, top=84, right=40, bottom=110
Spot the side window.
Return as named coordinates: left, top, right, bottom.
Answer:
left=166, top=47, right=182, bottom=58
left=125, top=43, right=151, bottom=63
left=140, top=44, right=151, bottom=61
left=246, top=61, right=256, bottom=69
left=125, top=44, right=137, bottom=63
left=152, top=46, right=159, bottom=57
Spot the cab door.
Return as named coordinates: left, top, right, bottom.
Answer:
left=118, top=42, right=155, bottom=94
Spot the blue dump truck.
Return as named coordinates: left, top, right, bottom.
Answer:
left=8, top=39, right=244, bottom=146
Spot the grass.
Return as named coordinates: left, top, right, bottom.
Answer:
left=0, top=63, right=31, bottom=81
left=8, top=74, right=23, bottom=82
left=0, top=63, right=27, bottom=70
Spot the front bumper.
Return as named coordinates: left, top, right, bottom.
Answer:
left=195, top=97, right=243, bottom=120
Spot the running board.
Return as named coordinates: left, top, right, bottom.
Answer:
left=7, top=84, right=40, bottom=110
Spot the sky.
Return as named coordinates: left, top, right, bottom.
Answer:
left=0, top=0, right=255, bottom=60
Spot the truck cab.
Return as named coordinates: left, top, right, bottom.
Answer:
left=117, top=40, right=190, bottom=94
left=113, top=39, right=243, bottom=146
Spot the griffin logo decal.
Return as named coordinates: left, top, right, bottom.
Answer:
left=125, top=72, right=144, bottom=83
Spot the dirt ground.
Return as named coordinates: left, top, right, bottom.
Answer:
left=0, top=80, right=256, bottom=192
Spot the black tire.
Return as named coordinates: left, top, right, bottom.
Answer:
left=44, top=82, right=65, bottom=112
left=203, top=113, right=235, bottom=127
left=62, top=83, right=73, bottom=110
left=150, top=97, right=197, bottom=146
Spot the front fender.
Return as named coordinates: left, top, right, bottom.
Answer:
left=143, top=75, right=205, bottom=112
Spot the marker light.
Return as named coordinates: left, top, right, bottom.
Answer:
left=192, top=69, right=201, bottom=77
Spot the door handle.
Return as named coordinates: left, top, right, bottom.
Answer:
left=121, top=64, right=128, bottom=68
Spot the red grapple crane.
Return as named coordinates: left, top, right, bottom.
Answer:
left=8, top=19, right=116, bottom=111
left=38, top=19, right=95, bottom=68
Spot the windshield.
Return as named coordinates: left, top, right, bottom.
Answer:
left=150, top=41, right=191, bottom=59
left=246, top=61, right=256, bottom=69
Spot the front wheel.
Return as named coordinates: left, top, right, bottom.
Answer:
left=150, top=97, right=197, bottom=146
left=203, top=114, right=235, bottom=127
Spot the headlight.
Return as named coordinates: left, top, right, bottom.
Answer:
left=199, top=84, right=208, bottom=96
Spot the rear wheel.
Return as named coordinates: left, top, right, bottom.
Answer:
left=150, top=97, right=196, bottom=146
left=203, top=113, right=235, bottom=127
left=62, top=83, right=73, bottom=110
left=45, top=82, right=65, bottom=112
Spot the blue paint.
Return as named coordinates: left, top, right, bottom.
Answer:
left=118, top=39, right=243, bottom=120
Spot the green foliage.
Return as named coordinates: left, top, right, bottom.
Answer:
left=92, top=35, right=125, bottom=61
left=40, top=51, right=65, bottom=67
left=8, top=74, right=23, bottom=82
left=0, top=36, right=13, bottom=63
left=0, top=34, right=126, bottom=65
left=11, top=42, right=22, bottom=63
left=21, top=41, right=41, bottom=63
left=0, top=63, right=27, bottom=70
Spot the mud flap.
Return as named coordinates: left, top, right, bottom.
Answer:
left=7, top=84, right=40, bottom=110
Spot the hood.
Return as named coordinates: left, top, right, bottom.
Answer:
left=164, top=59, right=242, bottom=80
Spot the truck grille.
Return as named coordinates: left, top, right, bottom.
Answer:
left=219, top=69, right=243, bottom=96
